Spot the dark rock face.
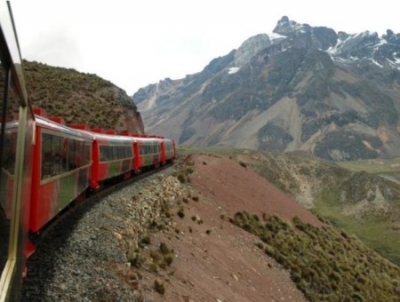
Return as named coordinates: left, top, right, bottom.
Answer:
left=133, top=16, right=400, bottom=161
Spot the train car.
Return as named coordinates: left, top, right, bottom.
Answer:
left=161, top=138, right=176, bottom=165
left=134, top=136, right=162, bottom=172
left=86, top=130, right=136, bottom=190
left=0, top=2, right=34, bottom=301
left=28, top=110, right=93, bottom=233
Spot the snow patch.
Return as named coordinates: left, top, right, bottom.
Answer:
left=371, top=59, right=383, bottom=68
left=327, top=35, right=351, bottom=55
left=228, top=67, right=240, bottom=74
left=268, top=32, right=286, bottom=41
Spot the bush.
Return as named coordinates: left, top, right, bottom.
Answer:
left=154, top=280, right=165, bottom=295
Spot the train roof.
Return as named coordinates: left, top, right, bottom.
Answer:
left=75, top=129, right=137, bottom=144
left=35, top=116, right=94, bottom=141
left=135, top=136, right=162, bottom=143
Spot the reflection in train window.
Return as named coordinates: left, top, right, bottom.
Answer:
left=41, top=132, right=92, bottom=180
left=99, top=144, right=132, bottom=162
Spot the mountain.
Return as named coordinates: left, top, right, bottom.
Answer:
left=133, top=16, right=400, bottom=161
left=23, top=61, right=144, bottom=133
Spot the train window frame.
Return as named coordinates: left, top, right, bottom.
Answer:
left=40, top=128, right=92, bottom=184
left=98, top=142, right=133, bottom=163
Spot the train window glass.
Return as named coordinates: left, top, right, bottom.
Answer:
left=84, top=141, right=91, bottom=165
left=68, top=139, right=76, bottom=170
left=100, top=145, right=106, bottom=161
left=0, top=57, right=7, bottom=281
left=0, top=57, right=22, bottom=275
left=112, top=146, right=116, bottom=160
left=115, top=146, right=118, bottom=159
left=109, top=146, right=113, bottom=160
left=100, top=144, right=133, bottom=162
left=1, top=128, right=17, bottom=175
left=41, top=133, right=64, bottom=180
left=71, top=139, right=91, bottom=168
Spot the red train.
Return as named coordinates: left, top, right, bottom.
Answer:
left=27, top=108, right=175, bottom=235
left=0, top=3, right=175, bottom=301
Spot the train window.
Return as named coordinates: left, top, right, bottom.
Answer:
left=83, top=141, right=91, bottom=166
left=1, top=128, right=17, bottom=174
left=71, top=140, right=91, bottom=168
left=68, top=139, right=76, bottom=169
left=41, top=134, right=92, bottom=178
left=99, top=145, right=109, bottom=162
left=41, top=133, right=64, bottom=180
left=0, top=59, right=9, bottom=274
left=100, top=143, right=132, bottom=162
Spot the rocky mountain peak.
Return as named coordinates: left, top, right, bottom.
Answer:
left=273, top=16, right=337, bottom=50
left=233, top=34, right=271, bottom=67
left=273, top=16, right=308, bottom=36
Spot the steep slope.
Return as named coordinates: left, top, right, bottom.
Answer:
left=134, top=16, right=400, bottom=161
left=23, top=60, right=144, bottom=133
left=23, top=153, right=400, bottom=301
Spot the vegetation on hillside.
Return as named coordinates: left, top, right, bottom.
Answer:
left=178, top=147, right=400, bottom=267
left=231, top=211, right=400, bottom=301
left=22, top=60, right=142, bottom=131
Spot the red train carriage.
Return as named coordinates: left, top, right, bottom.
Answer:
left=86, top=131, right=136, bottom=190
left=134, top=136, right=162, bottom=172
left=29, top=114, right=93, bottom=233
left=161, top=138, right=176, bottom=165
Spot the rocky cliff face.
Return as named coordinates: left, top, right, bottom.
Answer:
left=24, top=61, right=144, bottom=134
left=133, top=16, right=400, bottom=161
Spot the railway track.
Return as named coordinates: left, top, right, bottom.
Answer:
left=22, top=164, right=173, bottom=301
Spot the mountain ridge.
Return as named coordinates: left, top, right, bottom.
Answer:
left=133, top=16, right=400, bottom=161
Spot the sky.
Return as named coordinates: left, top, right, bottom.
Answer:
left=10, top=0, right=400, bottom=96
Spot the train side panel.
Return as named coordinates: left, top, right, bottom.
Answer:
left=136, top=137, right=162, bottom=170
left=29, top=118, right=93, bottom=233
left=162, top=138, right=175, bottom=162
left=90, top=132, right=135, bottom=186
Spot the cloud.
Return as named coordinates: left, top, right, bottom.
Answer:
left=23, top=24, right=82, bottom=70
left=11, top=0, right=400, bottom=96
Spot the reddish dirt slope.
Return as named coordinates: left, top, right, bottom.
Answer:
left=190, top=154, right=322, bottom=226
left=143, top=154, right=323, bottom=301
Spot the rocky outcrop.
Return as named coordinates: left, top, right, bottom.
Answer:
left=23, top=60, right=145, bottom=134
left=233, top=34, right=271, bottom=67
